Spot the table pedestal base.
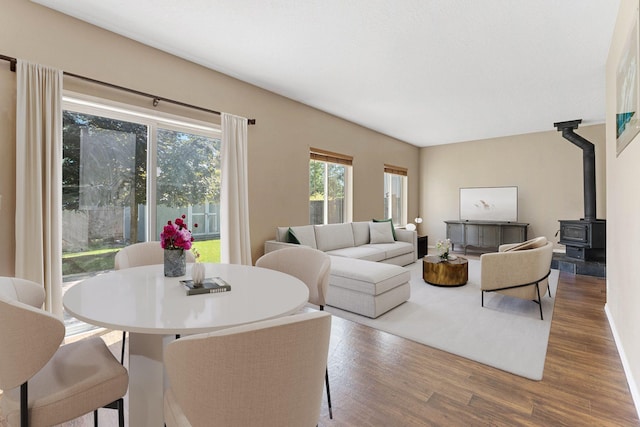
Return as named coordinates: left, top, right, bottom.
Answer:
left=129, top=333, right=174, bottom=426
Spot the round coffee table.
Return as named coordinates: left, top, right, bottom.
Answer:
left=423, top=255, right=468, bottom=287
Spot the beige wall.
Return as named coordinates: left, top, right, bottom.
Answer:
left=0, top=0, right=419, bottom=273
left=606, top=0, right=640, bottom=412
left=419, top=124, right=606, bottom=248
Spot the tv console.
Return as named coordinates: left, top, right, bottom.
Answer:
left=445, top=220, right=529, bottom=255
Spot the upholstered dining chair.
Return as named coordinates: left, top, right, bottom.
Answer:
left=480, top=237, right=554, bottom=319
left=114, top=241, right=196, bottom=270
left=255, top=246, right=333, bottom=418
left=0, top=277, right=129, bottom=427
left=114, top=241, right=196, bottom=363
left=163, top=311, right=332, bottom=427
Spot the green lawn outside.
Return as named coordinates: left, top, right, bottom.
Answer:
left=191, top=239, right=221, bottom=264
left=62, top=239, right=221, bottom=277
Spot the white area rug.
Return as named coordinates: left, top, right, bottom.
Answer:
left=326, top=259, right=559, bottom=380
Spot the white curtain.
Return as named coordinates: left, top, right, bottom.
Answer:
left=221, top=113, right=252, bottom=265
left=15, top=60, right=63, bottom=316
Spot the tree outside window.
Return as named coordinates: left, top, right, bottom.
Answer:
left=62, top=105, right=221, bottom=278
left=310, top=159, right=348, bottom=225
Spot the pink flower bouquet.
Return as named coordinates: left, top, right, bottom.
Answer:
left=161, top=215, right=197, bottom=250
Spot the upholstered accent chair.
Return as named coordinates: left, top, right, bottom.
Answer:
left=114, top=241, right=196, bottom=363
left=0, top=277, right=129, bottom=427
left=480, top=237, right=554, bottom=319
left=114, top=241, right=196, bottom=270
left=163, top=311, right=332, bottom=427
left=256, top=246, right=331, bottom=310
left=255, top=246, right=333, bottom=418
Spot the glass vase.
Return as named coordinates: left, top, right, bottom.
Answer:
left=164, top=248, right=186, bottom=277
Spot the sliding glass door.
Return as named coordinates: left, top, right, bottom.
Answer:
left=62, top=96, right=221, bottom=280
left=156, top=127, right=221, bottom=259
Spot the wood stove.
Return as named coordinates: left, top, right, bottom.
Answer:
left=554, top=120, right=606, bottom=262
left=558, top=219, right=606, bottom=260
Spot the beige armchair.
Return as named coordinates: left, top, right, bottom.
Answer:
left=480, top=237, right=554, bottom=319
left=0, top=277, right=129, bottom=427
left=163, top=311, right=332, bottom=427
left=255, top=246, right=333, bottom=418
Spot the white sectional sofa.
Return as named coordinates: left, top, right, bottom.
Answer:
left=264, top=221, right=417, bottom=318
left=264, top=221, right=417, bottom=266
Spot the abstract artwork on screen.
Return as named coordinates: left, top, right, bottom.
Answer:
left=616, top=11, right=640, bottom=156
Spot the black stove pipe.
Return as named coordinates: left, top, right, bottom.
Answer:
left=553, top=119, right=596, bottom=221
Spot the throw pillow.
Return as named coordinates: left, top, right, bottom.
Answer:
left=373, top=218, right=396, bottom=240
left=287, top=227, right=301, bottom=244
left=369, top=221, right=395, bottom=244
left=504, top=236, right=547, bottom=252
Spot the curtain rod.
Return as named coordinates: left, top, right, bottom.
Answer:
left=0, top=54, right=256, bottom=125
left=0, top=54, right=16, bottom=71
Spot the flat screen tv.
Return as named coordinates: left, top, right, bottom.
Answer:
left=459, top=186, right=518, bottom=222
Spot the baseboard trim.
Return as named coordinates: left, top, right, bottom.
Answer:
left=605, top=303, right=640, bottom=420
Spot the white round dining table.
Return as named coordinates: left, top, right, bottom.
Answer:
left=63, top=263, right=309, bottom=427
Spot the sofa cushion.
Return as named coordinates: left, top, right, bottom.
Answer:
left=362, top=241, right=413, bottom=259
left=276, top=225, right=317, bottom=249
left=369, top=221, right=395, bottom=244
left=504, top=236, right=547, bottom=252
left=351, top=222, right=370, bottom=246
left=373, top=218, right=396, bottom=240
left=325, top=246, right=386, bottom=262
left=314, top=223, right=355, bottom=252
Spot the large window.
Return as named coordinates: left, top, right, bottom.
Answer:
left=62, top=95, right=221, bottom=279
left=384, top=165, right=408, bottom=226
left=309, top=148, right=352, bottom=225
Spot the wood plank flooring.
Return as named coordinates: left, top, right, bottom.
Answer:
left=5, top=271, right=638, bottom=426
left=320, top=272, right=639, bottom=426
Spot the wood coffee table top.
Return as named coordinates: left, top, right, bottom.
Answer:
left=423, top=256, right=469, bottom=287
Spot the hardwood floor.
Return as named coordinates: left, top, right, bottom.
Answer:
left=5, top=271, right=637, bottom=426
left=319, top=272, right=639, bottom=426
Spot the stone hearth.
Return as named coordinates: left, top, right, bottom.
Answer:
left=551, top=252, right=605, bottom=278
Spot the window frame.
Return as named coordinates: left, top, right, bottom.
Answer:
left=309, top=148, right=353, bottom=225
left=383, top=164, right=408, bottom=227
left=62, top=92, right=221, bottom=241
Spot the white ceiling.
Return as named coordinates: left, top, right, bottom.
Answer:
left=33, top=0, right=619, bottom=147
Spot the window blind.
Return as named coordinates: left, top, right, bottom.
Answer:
left=310, top=148, right=353, bottom=166
left=384, top=164, right=408, bottom=176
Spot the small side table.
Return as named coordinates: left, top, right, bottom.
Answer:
left=423, top=256, right=468, bottom=287
left=417, top=235, right=428, bottom=258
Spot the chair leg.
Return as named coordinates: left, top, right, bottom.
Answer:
left=325, top=367, right=333, bottom=419
left=118, top=398, right=125, bottom=427
left=94, top=409, right=98, bottom=426
left=536, top=284, right=544, bottom=320
left=481, top=291, right=484, bottom=307
left=120, top=330, right=126, bottom=365
left=20, top=382, right=28, bottom=427
left=319, top=305, right=333, bottom=418
left=102, top=398, right=124, bottom=427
